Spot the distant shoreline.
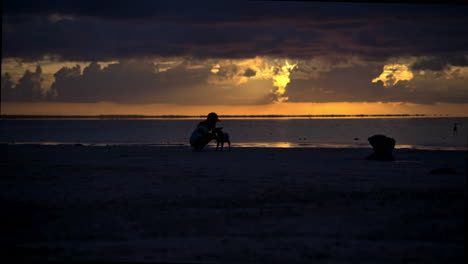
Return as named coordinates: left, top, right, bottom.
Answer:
left=0, top=114, right=441, bottom=119
left=1, top=141, right=465, bottom=151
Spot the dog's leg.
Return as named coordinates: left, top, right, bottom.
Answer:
left=227, top=140, right=231, bottom=151
left=216, top=140, right=219, bottom=151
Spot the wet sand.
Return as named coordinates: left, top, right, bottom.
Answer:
left=1, top=144, right=465, bottom=263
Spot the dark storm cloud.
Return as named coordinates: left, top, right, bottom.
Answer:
left=2, top=60, right=273, bottom=105
left=2, top=0, right=468, bottom=61
left=286, top=64, right=386, bottom=103
left=2, top=0, right=164, bottom=20
left=243, top=68, right=256, bottom=77
left=48, top=61, right=207, bottom=104
left=1, top=66, right=45, bottom=101
left=411, top=54, right=468, bottom=71
left=286, top=63, right=468, bottom=104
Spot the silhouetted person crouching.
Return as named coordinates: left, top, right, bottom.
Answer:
left=190, top=112, right=220, bottom=151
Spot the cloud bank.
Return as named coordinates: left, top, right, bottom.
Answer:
left=2, top=1, right=468, bottom=61
left=2, top=57, right=468, bottom=105
left=2, top=1, right=468, bottom=105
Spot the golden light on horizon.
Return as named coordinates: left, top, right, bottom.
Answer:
left=2, top=101, right=467, bottom=117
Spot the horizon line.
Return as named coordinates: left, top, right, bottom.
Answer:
left=0, top=113, right=449, bottom=119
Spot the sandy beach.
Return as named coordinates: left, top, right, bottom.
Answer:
left=1, top=144, right=465, bottom=263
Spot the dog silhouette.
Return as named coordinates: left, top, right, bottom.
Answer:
left=214, top=127, right=231, bottom=151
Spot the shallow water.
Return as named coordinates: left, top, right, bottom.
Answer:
left=1, top=117, right=467, bottom=150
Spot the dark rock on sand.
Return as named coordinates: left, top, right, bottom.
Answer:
left=366, top=134, right=395, bottom=161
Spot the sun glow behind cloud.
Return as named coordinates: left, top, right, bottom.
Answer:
left=2, top=56, right=298, bottom=104
left=372, top=64, right=414, bottom=87
left=2, top=55, right=468, bottom=114
left=272, top=60, right=297, bottom=102
left=208, top=57, right=297, bottom=102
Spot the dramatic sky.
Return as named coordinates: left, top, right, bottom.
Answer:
left=2, top=0, right=468, bottom=115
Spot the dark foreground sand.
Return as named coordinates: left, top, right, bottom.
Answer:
left=1, top=144, right=465, bottom=263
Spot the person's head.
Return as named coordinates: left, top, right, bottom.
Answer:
left=207, top=112, right=220, bottom=124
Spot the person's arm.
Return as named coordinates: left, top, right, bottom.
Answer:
left=194, top=125, right=209, bottom=136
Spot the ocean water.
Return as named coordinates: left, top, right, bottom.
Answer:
left=0, top=117, right=467, bottom=150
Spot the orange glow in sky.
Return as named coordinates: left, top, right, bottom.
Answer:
left=2, top=101, right=467, bottom=117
